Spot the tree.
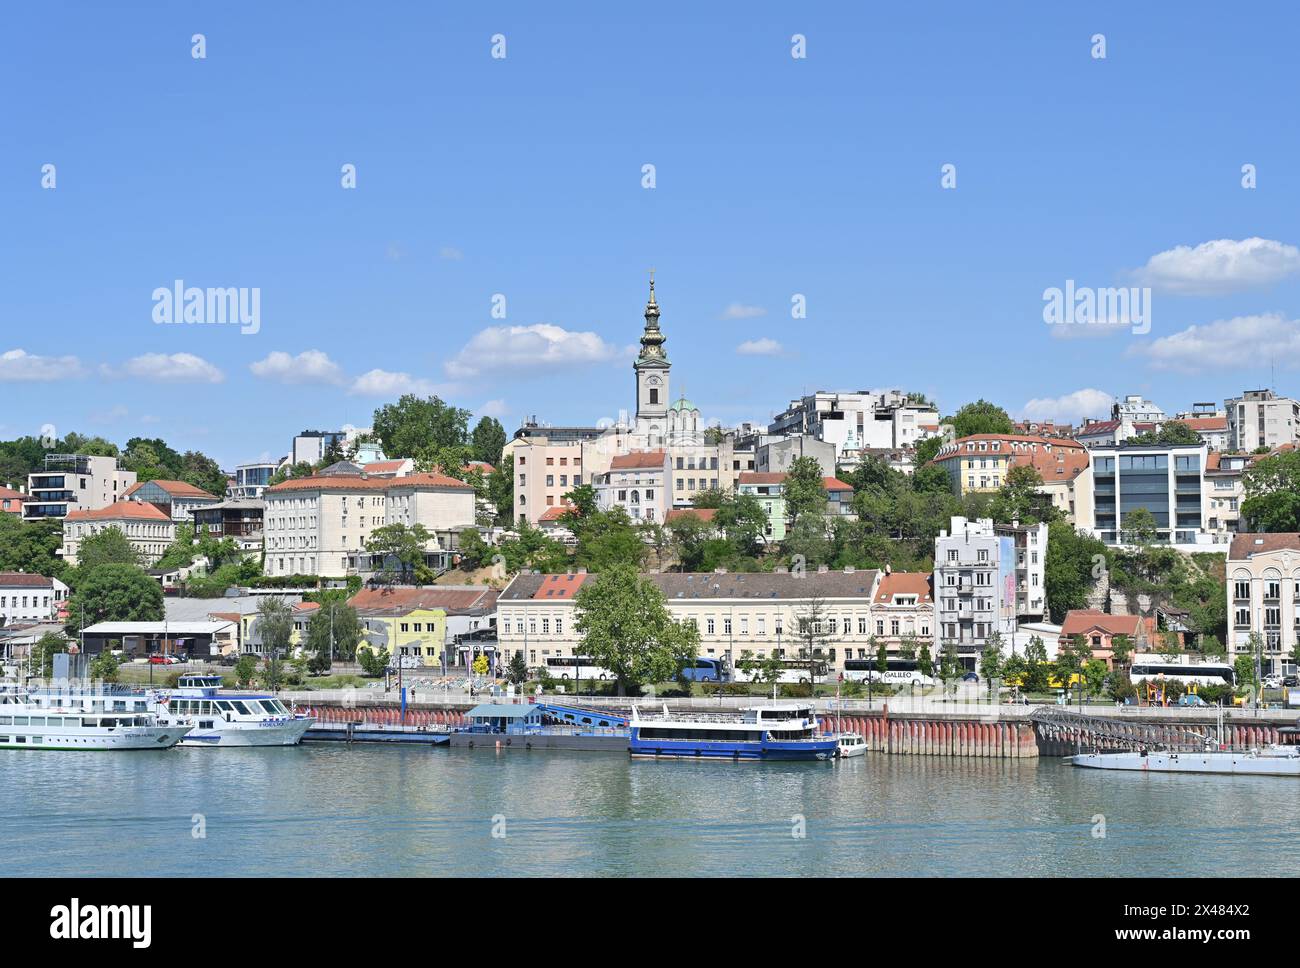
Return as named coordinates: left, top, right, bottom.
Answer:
left=572, top=563, right=700, bottom=693
left=1044, top=520, right=1108, bottom=622
left=507, top=651, right=529, bottom=685
left=947, top=400, right=1015, bottom=439
left=305, top=601, right=364, bottom=672
left=66, top=564, right=163, bottom=634
left=784, top=456, right=826, bottom=526
left=358, top=645, right=388, bottom=677
left=233, top=654, right=258, bottom=688
left=1122, top=507, right=1158, bottom=546
left=487, top=456, right=514, bottom=524
left=562, top=482, right=599, bottom=518
left=570, top=507, right=647, bottom=572
left=1241, top=450, right=1300, bottom=532
left=256, top=596, right=294, bottom=690
left=372, top=394, right=471, bottom=460
left=914, top=436, right=943, bottom=467
left=1110, top=633, right=1134, bottom=670
left=88, top=650, right=120, bottom=683
left=1055, top=634, right=1092, bottom=704
left=980, top=634, right=1005, bottom=697
left=456, top=527, right=492, bottom=570
left=0, top=516, right=65, bottom=580
left=792, top=591, right=838, bottom=691
left=1125, top=421, right=1201, bottom=446
left=470, top=417, right=507, bottom=467
left=30, top=632, right=69, bottom=677
left=918, top=644, right=934, bottom=679
left=74, top=527, right=143, bottom=573
left=1023, top=635, right=1050, bottom=692
left=365, top=523, right=434, bottom=583
left=990, top=464, right=1054, bottom=525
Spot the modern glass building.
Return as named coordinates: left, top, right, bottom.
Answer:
left=1090, top=443, right=1207, bottom=546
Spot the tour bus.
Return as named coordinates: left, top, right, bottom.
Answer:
left=542, top=656, right=614, bottom=680
left=732, top=658, right=830, bottom=684
left=678, top=657, right=730, bottom=682
left=842, top=657, right=935, bottom=687
left=1128, top=654, right=1235, bottom=688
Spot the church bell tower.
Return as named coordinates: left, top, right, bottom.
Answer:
left=633, top=271, right=670, bottom=435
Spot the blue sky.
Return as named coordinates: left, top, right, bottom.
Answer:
left=4, top=1, right=1300, bottom=468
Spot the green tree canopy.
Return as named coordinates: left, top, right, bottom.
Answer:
left=1242, top=450, right=1300, bottom=532
left=947, top=400, right=1015, bottom=439
left=470, top=416, right=507, bottom=466
left=372, top=394, right=471, bottom=459
left=66, top=564, right=163, bottom=634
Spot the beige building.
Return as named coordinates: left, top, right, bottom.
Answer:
left=63, top=501, right=176, bottom=566
left=1226, top=389, right=1300, bottom=452
left=25, top=453, right=137, bottom=523
left=1228, top=533, right=1300, bottom=677
left=497, top=568, right=893, bottom=676
left=263, top=472, right=475, bottom=577
left=594, top=450, right=670, bottom=523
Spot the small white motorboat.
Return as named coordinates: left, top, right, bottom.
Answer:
left=836, top=731, right=867, bottom=758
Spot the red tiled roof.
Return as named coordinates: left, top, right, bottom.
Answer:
left=1177, top=417, right=1228, bottom=432
left=874, top=572, right=933, bottom=603
left=738, top=472, right=787, bottom=486
left=822, top=477, right=853, bottom=492
left=1059, top=610, right=1142, bottom=638
left=347, top=586, right=498, bottom=612
left=1229, top=533, right=1300, bottom=560
left=538, top=504, right=574, bottom=522
left=461, top=461, right=496, bottom=474
left=1076, top=421, right=1121, bottom=435
left=527, top=573, right=590, bottom=600
left=0, top=572, right=54, bottom=588
left=609, top=451, right=667, bottom=470
left=363, top=460, right=409, bottom=474
left=933, top=434, right=1089, bottom=481
left=123, top=479, right=218, bottom=499
left=267, top=472, right=471, bottom=493
left=665, top=508, right=718, bottom=524
left=66, top=501, right=171, bottom=523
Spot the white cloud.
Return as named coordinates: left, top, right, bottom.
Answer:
left=1020, top=388, right=1114, bottom=425
left=0, top=348, right=85, bottom=381
left=438, top=246, right=464, bottom=261
left=1134, top=238, right=1300, bottom=295
left=1129, top=312, right=1300, bottom=374
left=250, top=350, right=346, bottom=385
left=479, top=399, right=508, bottom=418
left=736, top=337, right=784, bottom=356
left=445, top=323, right=625, bottom=378
left=350, top=368, right=449, bottom=397
left=112, top=353, right=224, bottom=384
left=719, top=302, right=767, bottom=320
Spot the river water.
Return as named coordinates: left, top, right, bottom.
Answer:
left=3, top=745, right=1293, bottom=876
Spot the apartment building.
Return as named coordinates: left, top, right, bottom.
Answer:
left=348, top=585, right=498, bottom=668
left=228, top=461, right=279, bottom=500
left=594, top=451, right=670, bottom=523
left=262, top=471, right=475, bottom=577
left=1203, top=452, right=1255, bottom=539
left=869, top=572, right=935, bottom=649
left=768, top=389, right=940, bottom=461
left=934, top=517, right=1018, bottom=660
left=1227, top=533, right=1300, bottom=677
left=0, top=573, right=68, bottom=625
left=497, top=568, right=884, bottom=675
left=62, top=501, right=176, bottom=566
left=1088, top=442, right=1209, bottom=547
left=123, top=478, right=222, bottom=523
left=1226, top=390, right=1300, bottom=452
left=23, top=454, right=137, bottom=522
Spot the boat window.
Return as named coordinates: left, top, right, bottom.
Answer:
left=135, top=717, right=149, bottom=726
left=12, top=717, right=28, bottom=726
left=259, top=701, right=279, bottom=715
left=100, top=718, right=116, bottom=727
left=82, top=718, right=98, bottom=728
left=216, top=701, right=235, bottom=712
left=0, top=716, right=11, bottom=725
left=232, top=701, right=251, bottom=716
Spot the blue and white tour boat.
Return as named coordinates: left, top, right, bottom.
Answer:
left=628, top=702, right=838, bottom=760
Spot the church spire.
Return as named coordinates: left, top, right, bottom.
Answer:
left=638, top=269, right=666, bottom=362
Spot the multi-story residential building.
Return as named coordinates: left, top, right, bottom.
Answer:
left=934, top=517, right=1018, bottom=660
left=123, top=478, right=222, bottom=523
left=1227, top=533, right=1300, bottom=677
left=1203, top=452, right=1256, bottom=539
left=228, top=461, right=280, bottom=500
left=1112, top=394, right=1166, bottom=432
left=754, top=435, right=837, bottom=477
left=594, top=451, right=670, bottom=523
left=0, top=573, right=68, bottom=625
left=1088, top=442, right=1209, bottom=547
left=1226, top=389, right=1300, bottom=452
left=1074, top=419, right=1125, bottom=448
left=191, top=499, right=265, bottom=548
left=931, top=434, right=1090, bottom=517
left=998, top=521, right=1049, bottom=621
left=0, top=486, right=26, bottom=516
left=62, top=501, right=176, bottom=566
left=290, top=429, right=351, bottom=467
left=737, top=472, right=789, bottom=541
left=497, top=568, right=884, bottom=676
left=23, top=454, right=136, bottom=522
left=262, top=471, right=475, bottom=577
left=869, top=572, right=935, bottom=649
left=348, top=585, right=498, bottom=668
left=768, top=389, right=940, bottom=462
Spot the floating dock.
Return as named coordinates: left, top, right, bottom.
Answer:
left=304, top=722, right=451, bottom=745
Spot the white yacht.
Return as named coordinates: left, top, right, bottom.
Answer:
left=0, top=688, right=190, bottom=751
left=159, top=675, right=313, bottom=747
left=836, top=732, right=867, bottom=758
left=1071, top=745, right=1300, bottom=777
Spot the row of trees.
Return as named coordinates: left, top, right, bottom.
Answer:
left=0, top=432, right=226, bottom=497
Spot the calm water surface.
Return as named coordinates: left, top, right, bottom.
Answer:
left=3, top=745, right=1295, bottom=876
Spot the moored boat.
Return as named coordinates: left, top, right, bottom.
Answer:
left=160, top=675, right=313, bottom=747
left=0, top=688, right=190, bottom=751
left=628, top=702, right=837, bottom=761
left=1070, top=745, right=1300, bottom=777
left=836, top=731, right=867, bottom=758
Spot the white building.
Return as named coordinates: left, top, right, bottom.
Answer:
left=1227, top=533, right=1300, bottom=677
left=1226, top=389, right=1300, bottom=452
left=262, top=471, right=476, bottom=577
left=23, top=454, right=136, bottom=523
left=1088, top=442, right=1211, bottom=548
left=594, top=450, right=670, bottom=523
left=768, top=390, right=940, bottom=462
left=0, top=573, right=68, bottom=625
left=934, top=517, right=1019, bottom=662
left=62, top=501, right=176, bottom=566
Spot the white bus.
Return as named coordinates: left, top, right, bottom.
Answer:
left=733, top=658, right=830, bottom=684
left=1128, top=654, right=1234, bottom=688
left=542, top=656, right=613, bottom=681
left=842, top=657, right=935, bottom=686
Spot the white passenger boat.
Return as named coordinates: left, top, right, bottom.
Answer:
left=0, top=689, right=190, bottom=751
left=628, top=702, right=838, bottom=760
left=836, top=731, right=867, bottom=758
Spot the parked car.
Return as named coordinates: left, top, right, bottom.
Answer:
left=148, top=654, right=182, bottom=665
left=1284, top=675, right=1299, bottom=688
left=960, top=672, right=980, bottom=682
